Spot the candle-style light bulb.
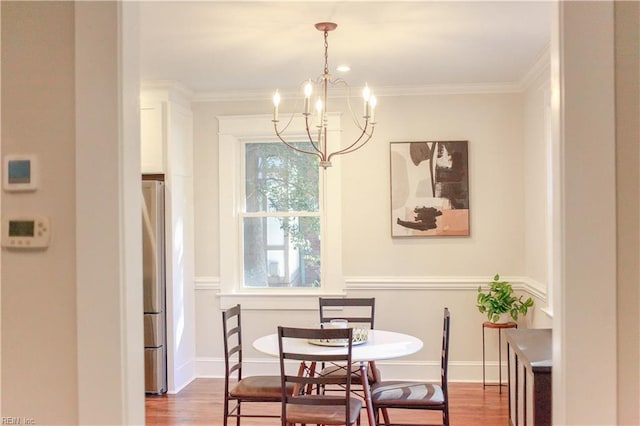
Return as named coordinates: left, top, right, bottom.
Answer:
left=369, top=94, right=377, bottom=123
left=363, top=84, right=371, bottom=118
left=304, top=81, right=313, bottom=98
left=362, top=83, right=371, bottom=101
left=273, top=91, right=281, bottom=121
left=303, top=81, right=313, bottom=115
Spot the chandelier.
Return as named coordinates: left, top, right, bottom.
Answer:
left=272, top=22, right=377, bottom=169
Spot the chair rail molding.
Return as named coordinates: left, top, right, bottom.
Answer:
left=194, top=276, right=220, bottom=291
left=344, top=275, right=546, bottom=298
left=194, top=275, right=548, bottom=308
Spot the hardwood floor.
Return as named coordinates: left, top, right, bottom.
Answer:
left=145, top=378, right=509, bottom=425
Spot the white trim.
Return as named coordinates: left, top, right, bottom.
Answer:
left=168, top=359, right=197, bottom=395
left=519, top=277, right=548, bottom=302
left=217, top=114, right=343, bottom=309
left=520, top=46, right=551, bottom=90
left=159, top=57, right=551, bottom=104
left=375, top=83, right=523, bottom=97
left=141, top=80, right=194, bottom=103
left=196, top=275, right=547, bottom=296
left=345, top=275, right=546, bottom=297
left=196, top=274, right=547, bottom=309
left=192, top=82, right=525, bottom=102
left=541, top=306, right=554, bottom=318
left=194, top=276, right=220, bottom=291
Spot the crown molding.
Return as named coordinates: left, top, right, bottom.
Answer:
left=145, top=54, right=551, bottom=103
left=519, top=45, right=551, bottom=91
left=141, top=80, right=194, bottom=101
left=191, top=82, right=524, bottom=103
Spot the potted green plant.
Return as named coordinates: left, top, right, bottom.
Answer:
left=477, top=274, right=534, bottom=323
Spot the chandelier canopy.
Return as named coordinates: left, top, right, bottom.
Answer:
left=272, top=22, right=377, bottom=169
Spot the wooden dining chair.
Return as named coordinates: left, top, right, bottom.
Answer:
left=222, top=304, right=292, bottom=426
left=371, top=307, right=451, bottom=426
left=319, top=297, right=376, bottom=328
left=277, top=326, right=362, bottom=426
left=318, top=297, right=380, bottom=389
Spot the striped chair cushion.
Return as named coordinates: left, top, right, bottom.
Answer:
left=319, top=363, right=380, bottom=383
left=286, top=396, right=363, bottom=425
left=371, top=381, right=444, bottom=406
left=230, top=375, right=291, bottom=398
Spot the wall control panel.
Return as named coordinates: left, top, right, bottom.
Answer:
left=3, top=155, right=38, bottom=192
left=2, top=216, right=51, bottom=249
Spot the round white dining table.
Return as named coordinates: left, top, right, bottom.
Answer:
left=253, top=329, right=423, bottom=361
left=253, top=329, right=423, bottom=426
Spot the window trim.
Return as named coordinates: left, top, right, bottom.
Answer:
left=217, top=114, right=344, bottom=310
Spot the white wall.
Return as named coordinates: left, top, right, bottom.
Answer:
left=340, top=93, right=524, bottom=276
left=552, top=2, right=618, bottom=424
left=614, top=1, right=640, bottom=423
left=1, top=2, right=144, bottom=424
left=1, top=3, right=78, bottom=421
left=191, top=91, right=542, bottom=383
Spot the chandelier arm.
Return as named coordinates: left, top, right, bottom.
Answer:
left=327, top=121, right=371, bottom=158
left=327, top=129, right=374, bottom=161
left=340, top=128, right=374, bottom=154
left=343, top=85, right=367, bottom=132
left=275, top=111, right=296, bottom=134
left=273, top=123, right=323, bottom=159
left=303, top=115, right=324, bottom=156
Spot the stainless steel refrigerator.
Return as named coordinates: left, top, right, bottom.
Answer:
left=142, top=179, right=167, bottom=394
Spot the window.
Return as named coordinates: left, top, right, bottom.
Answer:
left=242, top=142, right=321, bottom=287
left=218, top=114, right=344, bottom=308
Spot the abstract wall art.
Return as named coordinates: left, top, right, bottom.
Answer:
left=390, top=141, right=470, bottom=237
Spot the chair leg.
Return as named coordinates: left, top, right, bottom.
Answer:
left=382, top=407, right=391, bottom=425
left=235, top=401, right=240, bottom=426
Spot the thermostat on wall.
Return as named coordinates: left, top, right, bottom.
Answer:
left=3, top=154, right=38, bottom=192
left=2, top=216, right=51, bottom=249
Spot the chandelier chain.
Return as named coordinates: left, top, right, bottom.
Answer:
left=323, top=30, right=329, bottom=76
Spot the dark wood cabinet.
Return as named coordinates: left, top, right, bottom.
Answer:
left=505, top=328, right=552, bottom=426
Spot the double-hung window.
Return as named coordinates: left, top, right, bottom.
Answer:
left=242, top=142, right=320, bottom=287
left=218, top=114, right=343, bottom=308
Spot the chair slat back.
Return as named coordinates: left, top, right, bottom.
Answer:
left=222, top=304, right=243, bottom=386
left=278, top=326, right=355, bottom=423
left=319, top=297, right=376, bottom=328
left=441, top=307, right=451, bottom=397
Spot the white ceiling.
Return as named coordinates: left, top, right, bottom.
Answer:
left=139, top=1, right=551, bottom=97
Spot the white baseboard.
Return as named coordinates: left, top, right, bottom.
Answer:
left=169, top=359, right=197, bottom=394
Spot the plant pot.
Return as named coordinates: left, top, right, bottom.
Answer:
left=490, top=314, right=509, bottom=324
